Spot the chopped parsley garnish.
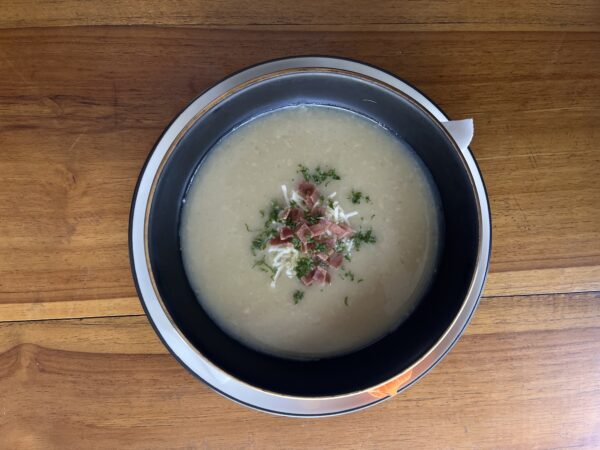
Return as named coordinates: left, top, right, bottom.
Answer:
left=348, top=190, right=371, bottom=204
left=253, top=256, right=277, bottom=279
left=305, top=214, right=321, bottom=225
left=292, top=290, right=304, bottom=304
left=297, top=164, right=341, bottom=186
left=291, top=236, right=302, bottom=251
left=344, top=296, right=349, bottom=306
left=294, top=256, right=314, bottom=279
left=352, top=228, right=377, bottom=251
left=251, top=228, right=277, bottom=254
left=334, top=241, right=347, bottom=253
left=314, top=242, right=328, bottom=253
left=297, top=164, right=310, bottom=181
left=250, top=168, right=378, bottom=290
left=265, top=201, right=282, bottom=225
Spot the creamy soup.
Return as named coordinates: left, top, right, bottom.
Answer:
left=180, top=105, right=441, bottom=360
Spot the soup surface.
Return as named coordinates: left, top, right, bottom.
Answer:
left=180, top=105, right=441, bottom=359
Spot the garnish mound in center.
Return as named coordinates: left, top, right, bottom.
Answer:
left=250, top=165, right=376, bottom=294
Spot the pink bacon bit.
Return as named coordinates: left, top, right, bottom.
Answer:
left=315, top=252, right=329, bottom=262
left=268, top=237, right=292, bottom=247
left=298, top=181, right=316, bottom=196
left=279, top=208, right=291, bottom=221
left=301, top=268, right=316, bottom=286
left=279, top=227, right=294, bottom=240
left=312, top=266, right=330, bottom=285
left=295, top=223, right=313, bottom=244
left=298, top=181, right=320, bottom=208
left=289, top=207, right=304, bottom=222
left=327, top=252, right=344, bottom=269
left=309, top=219, right=331, bottom=237
left=311, top=206, right=327, bottom=217
left=329, top=223, right=354, bottom=239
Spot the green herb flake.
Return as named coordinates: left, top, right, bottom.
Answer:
left=348, top=189, right=372, bottom=204
left=314, top=242, right=327, bottom=253
left=334, top=241, right=347, bottom=254
left=291, top=236, right=302, bottom=251
left=344, top=296, right=349, bottom=306
left=297, top=164, right=341, bottom=186
left=343, top=270, right=355, bottom=282
left=295, top=256, right=314, bottom=279
left=297, top=164, right=311, bottom=181
left=265, top=200, right=283, bottom=226
left=349, top=190, right=362, bottom=204
left=251, top=228, right=277, bottom=254
left=292, top=290, right=304, bottom=304
left=314, top=166, right=341, bottom=186
left=306, top=214, right=321, bottom=225
left=244, top=223, right=251, bottom=232
left=252, top=256, right=277, bottom=279
left=352, top=228, right=377, bottom=251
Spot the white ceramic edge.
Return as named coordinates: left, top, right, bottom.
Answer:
left=130, top=56, right=491, bottom=417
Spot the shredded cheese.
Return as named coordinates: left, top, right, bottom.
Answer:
left=265, top=184, right=358, bottom=287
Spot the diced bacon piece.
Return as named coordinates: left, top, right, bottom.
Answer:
left=311, top=205, right=326, bottom=217
left=268, top=237, right=292, bottom=247
left=340, top=223, right=354, bottom=236
left=315, top=252, right=329, bottom=262
left=279, top=208, right=291, bottom=221
left=329, top=223, right=353, bottom=239
left=318, top=237, right=337, bottom=248
left=300, top=241, right=309, bottom=253
left=328, top=252, right=344, bottom=269
left=279, top=227, right=294, bottom=240
left=298, top=181, right=320, bottom=208
left=309, top=189, right=321, bottom=206
left=309, top=219, right=331, bottom=237
left=301, top=269, right=316, bottom=286
left=312, top=266, right=329, bottom=284
left=289, top=207, right=304, bottom=222
left=295, top=223, right=313, bottom=244
left=298, top=181, right=316, bottom=196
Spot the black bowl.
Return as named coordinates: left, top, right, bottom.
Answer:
left=130, top=57, right=491, bottom=415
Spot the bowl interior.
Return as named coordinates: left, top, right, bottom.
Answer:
left=147, top=71, right=479, bottom=397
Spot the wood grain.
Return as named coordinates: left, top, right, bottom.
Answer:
left=0, top=28, right=598, bottom=321
left=1, top=1, right=599, bottom=447
left=0, top=293, right=598, bottom=449
left=0, top=0, right=599, bottom=31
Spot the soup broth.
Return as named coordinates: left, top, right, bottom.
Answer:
left=180, top=105, right=441, bottom=359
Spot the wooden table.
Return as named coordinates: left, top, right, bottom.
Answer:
left=1, top=1, right=599, bottom=448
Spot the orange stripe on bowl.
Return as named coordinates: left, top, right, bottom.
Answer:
left=369, top=370, right=413, bottom=399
